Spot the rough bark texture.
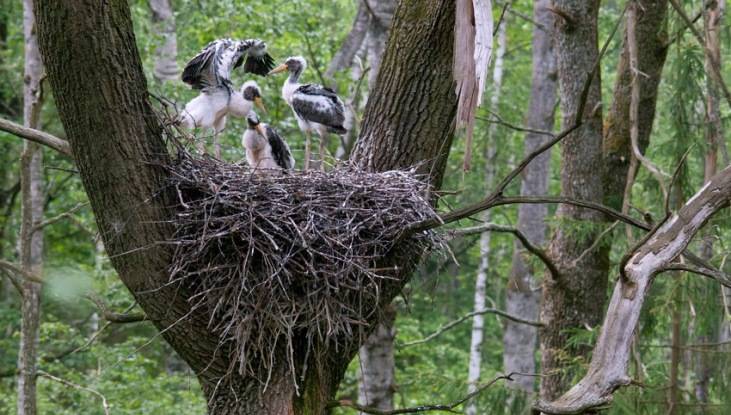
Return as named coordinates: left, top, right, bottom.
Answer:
left=149, top=0, right=178, bottom=82
left=357, top=304, right=396, bottom=413
left=603, top=0, right=669, bottom=211
left=539, top=0, right=607, bottom=401
left=17, top=1, right=44, bottom=413
left=35, top=0, right=457, bottom=413
left=502, top=0, right=555, bottom=395
left=536, top=165, right=731, bottom=414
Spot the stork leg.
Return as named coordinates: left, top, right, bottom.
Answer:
left=213, top=115, right=227, bottom=160
left=304, top=131, right=312, bottom=171
left=317, top=130, right=330, bottom=172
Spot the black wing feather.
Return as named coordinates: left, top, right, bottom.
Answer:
left=243, top=53, right=275, bottom=76
left=265, top=126, right=294, bottom=169
left=181, top=42, right=216, bottom=89
left=292, top=84, right=347, bottom=134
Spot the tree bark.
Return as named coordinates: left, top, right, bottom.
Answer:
left=17, top=0, right=45, bottom=413
left=539, top=0, right=607, bottom=401
left=149, top=0, right=178, bottom=83
left=502, top=0, right=555, bottom=396
left=358, top=304, right=396, bottom=413
left=35, top=0, right=457, bottom=413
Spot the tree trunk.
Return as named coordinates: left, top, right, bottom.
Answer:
left=502, top=0, right=555, bottom=396
left=365, top=0, right=397, bottom=90
left=325, top=1, right=370, bottom=81
left=539, top=0, right=607, bottom=401
left=149, top=0, right=178, bottom=83
left=35, top=0, right=457, bottom=413
left=358, top=304, right=396, bottom=413
left=17, top=0, right=45, bottom=413
left=463, top=18, right=505, bottom=415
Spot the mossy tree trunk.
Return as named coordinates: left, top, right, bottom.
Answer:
left=34, top=0, right=457, bottom=413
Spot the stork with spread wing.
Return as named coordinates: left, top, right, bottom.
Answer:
left=178, top=38, right=273, bottom=158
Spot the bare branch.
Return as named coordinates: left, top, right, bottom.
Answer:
left=31, top=202, right=88, bottom=233
left=0, top=260, right=43, bottom=284
left=447, top=223, right=559, bottom=279
left=37, top=370, right=110, bottom=415
left=329, top=372, right=527, bottom=414
left=0, top=116, right=72, bottom=156
left=85, top=294, right=148, bottom=324
left=534, top=165, right=731, bottom=414
left=659, top=263, right=731, bottom=289
left=402, top=308, right=543, bottom=347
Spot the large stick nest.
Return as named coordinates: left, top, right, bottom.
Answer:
left=166, top=151, right=440, bottom=384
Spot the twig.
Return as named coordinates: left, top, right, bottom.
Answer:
left=448, top=223, right=559, bottom=280
left=37, top=370, right=110, bottom=415
left=572, top=221, right=619, bottom=267
left=0, top=116, right=72, bottom=156
left=31, top=202, right=89, bottom=233
left=329, top=372, right=528, bottom=414
left=402, top=308, right=543, bottom=347
left=85, top=294, right=148, bottom=323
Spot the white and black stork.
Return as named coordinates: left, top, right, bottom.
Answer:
left=268, top=56, right=347, bottom=170
left=242, top=113, right=295, bottom=174
left=179, top=38, right=273, bottom=158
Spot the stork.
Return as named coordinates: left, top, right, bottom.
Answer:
left=268, top=56, right=347, bottom=170
left=179, top=38, right=273, bottom=158
left=242, top=113, right=295, bottom=175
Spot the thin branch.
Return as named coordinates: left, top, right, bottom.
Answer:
left=37, top=370, right=110, bottom=415
left=407, top=7, right=625, bottom=235
left=0, top=116, right=72, bottom=156
left=0, top=268, right=25, bottom=296
left=85, top=294, right=148, bottom=323
left=670, top=0, right=731, bottom=108
left=402, top=308, right=544, bottom=347
left=477, top=110, right=554, bottom=137
left=0, top=260, right=43, bottom=283
left=31, top=202, right=89, bottom=233
left=448, top=223, right=559, bottom=279
left=572, top=221, right=619, bottom=267
left=659, top=263, right=731, bottom=289
left=329, top=372, right=526, bottom=414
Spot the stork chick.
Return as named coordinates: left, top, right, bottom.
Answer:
left=268, top=56, right=347, bottom=170
left=242, top=113, right=295, bottom=175
left=179, top=38, right=273, bottom=157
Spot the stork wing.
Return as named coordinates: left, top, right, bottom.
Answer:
left=265, top=126, right=295, bottom=169
left=292, top=84, right=347, bottom=134
left=181, top=40, right=219, bottom=89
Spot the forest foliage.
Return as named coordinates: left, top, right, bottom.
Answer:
left=1, top=0, right=731, bottom=414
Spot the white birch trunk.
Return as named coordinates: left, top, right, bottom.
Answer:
left=464, top=18, right=506, bottom=415
left=17, top=1, right=45, bottom=413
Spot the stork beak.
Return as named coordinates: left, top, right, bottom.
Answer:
left=255, top=124, right=266, bottom=136
left=254, top=96, right=267, bottom=114
left=267, top=63, right=288, bottom=76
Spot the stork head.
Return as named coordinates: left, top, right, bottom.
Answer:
left=247, top=113, right=266, bottom=135
left=267, top=56, right=307, bottom=77
left=241, top=81, right=266, bottom=113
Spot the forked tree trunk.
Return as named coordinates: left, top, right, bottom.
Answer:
left=35, top=0, right=457, bottom=413
left=502, top=0, right=555, bottom=395
left=17, top=1, right=45, bottom=413
left=539, top=0, right=607, bottom=401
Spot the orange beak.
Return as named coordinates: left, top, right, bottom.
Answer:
left=267, top=63, right=288, bottom=76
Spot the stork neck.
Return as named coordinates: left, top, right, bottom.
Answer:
left=287, top=69, right=302, bottom=84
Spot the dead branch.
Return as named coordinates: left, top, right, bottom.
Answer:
left=31, top=202, right=89, bottom=233
left=0, top=116, right=72, bottom=156
left=533, top=165, right=731, bottom=414
left=329, top=372, right=524, bottom=414
left=447, top=223, right=559, bottom=280
left=402, top=308, right=543, bottom=347
left=37, top=370, right=110, bottom=415
left=0, top=260, right=43, bottom=284
left=659, top=263, right=731, bottom=289
left=85, top=294, right=147, bottom=323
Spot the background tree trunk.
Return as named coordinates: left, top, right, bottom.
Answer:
left=357, top=304, right=396, bottom=413
left=17, top=0, right=45, bottom=413
left=503, top=0, right=556, bottom=395
left=149, top=0, right=178, bottom=83
left=539, top=0, right=607, bottom=401
left=35, top=0, right=457, bottom=413
left=464, top=17, right=505, bottom=415
left=364, top=0, right=397, bottom=90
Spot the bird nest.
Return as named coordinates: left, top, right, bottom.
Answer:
left=166, top=152, right=440, bottom=383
